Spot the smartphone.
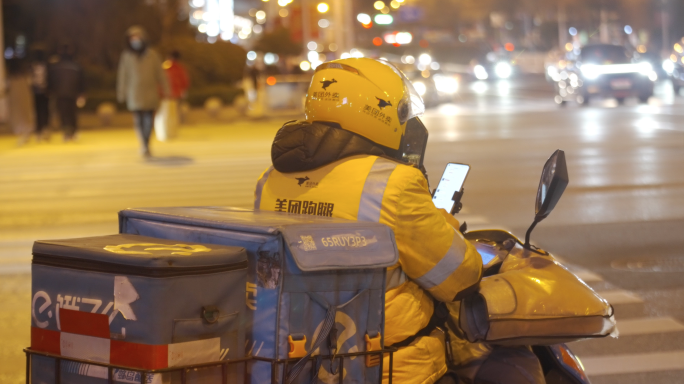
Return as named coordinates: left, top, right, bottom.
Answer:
left=432, top=163, right=470, bottom=212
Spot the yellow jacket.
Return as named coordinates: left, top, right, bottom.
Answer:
left=255, top=155, right=482, bottom=343
left=255, top=154, right=483, bottom=384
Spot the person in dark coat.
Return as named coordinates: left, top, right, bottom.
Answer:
left=30, top=49, right=50, bottom=141
left=49, top=44, right=85, bottom=142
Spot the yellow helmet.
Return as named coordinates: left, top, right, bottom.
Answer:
left=304, top=58, right=425, bottom=150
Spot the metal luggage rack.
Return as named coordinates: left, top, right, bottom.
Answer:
left=24, top=347, right=396, bottom=384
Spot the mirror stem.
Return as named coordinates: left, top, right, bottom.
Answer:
left=523, top=218, right=540, bottom=249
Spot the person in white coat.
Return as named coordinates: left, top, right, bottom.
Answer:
left=117, top=26, right=170, bottom=157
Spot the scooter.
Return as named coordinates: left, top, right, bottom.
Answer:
left=444, top=149, right=615, bottom=384
left=24, top=150, right=612, bottom=384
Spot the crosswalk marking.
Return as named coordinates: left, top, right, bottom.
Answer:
left=596, top=289, right=643, bottom=304
left=580, top=350, right=684, bottom=376
left=615, top=317, right=684, bottom=336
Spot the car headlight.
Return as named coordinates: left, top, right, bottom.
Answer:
left=663, top=60, right=675, bottom=74
left=413, top=81, right=427, bottom=96
left=474, top=65, right=489, bottom=80
left=638, top=61, right=653, bottom=75
left=434, top=75, right=459, bottom=94
left=581, top=64, right=599, bottom=80
left=494, top=62, right=512, bottom=79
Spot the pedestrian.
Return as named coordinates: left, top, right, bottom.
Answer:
left=49, top=44, right=85, bottom=142
left=163, top=50, right=189, bottom=101
left=30, top=48, right=50, bottom=141
left=117, top=26, right=170, bottom=157
left=7, top=59, right=35, bottom=146
left=155, top=50, right=189, bottom=140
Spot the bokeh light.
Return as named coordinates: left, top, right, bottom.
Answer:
left=357, top=13, right=371, bottom=24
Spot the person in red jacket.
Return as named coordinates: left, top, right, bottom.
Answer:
left=162, top=50, right=189, bottom=100
left=155, top=50, right=189, bottom=140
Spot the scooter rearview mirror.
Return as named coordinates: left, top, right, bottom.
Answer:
left=535, top=149, right=569, bottom=220
left=524, top=149, right=569, bottom=249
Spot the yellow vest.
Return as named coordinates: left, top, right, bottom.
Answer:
left=255, top=154, right=482, bottom=346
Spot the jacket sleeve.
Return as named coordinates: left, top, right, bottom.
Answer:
left=390, top=173, right=482, bottom=302
left=116, top=53, right=127, bottom=103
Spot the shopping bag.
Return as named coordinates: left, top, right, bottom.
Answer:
left=154, top=99, right=179, bottom=141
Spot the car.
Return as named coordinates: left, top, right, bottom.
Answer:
left=427, top=43, right=516, bottom=81
left=553, top=44, right=656, bottom=105
left=406, top=69, right=460, bottom=107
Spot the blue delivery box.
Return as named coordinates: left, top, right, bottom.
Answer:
left=118, top=207, right=399, bottom=384
left=29, top=234, right=248, bottom=383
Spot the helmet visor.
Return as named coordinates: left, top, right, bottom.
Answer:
left=377, top=60, right=425, bottom=124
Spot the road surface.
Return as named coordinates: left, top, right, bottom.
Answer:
left=1, top=76, right=683, bottom=383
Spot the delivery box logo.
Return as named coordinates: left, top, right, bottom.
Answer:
left=103, top=243, right=211, bottom=256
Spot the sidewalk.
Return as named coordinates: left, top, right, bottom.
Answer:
left=0, top=117, right=289, bottom=383
left=0, top=106, right=248, bottom=135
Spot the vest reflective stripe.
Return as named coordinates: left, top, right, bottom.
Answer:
left=254, top=166, right=274, bottom=209
left=413, top=228, right=466, bottom=290
left=386, top=267, right=408, bottom=291
left=356, top=158, right=398, bottom=222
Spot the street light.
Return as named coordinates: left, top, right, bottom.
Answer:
left=373, top=1, right=385, bottom=10
left=317, top=2, right=329, bottom=13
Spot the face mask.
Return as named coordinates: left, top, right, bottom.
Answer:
left=130, top=38, right=143, bottom=51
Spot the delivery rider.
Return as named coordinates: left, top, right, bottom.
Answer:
left=254, top=58, right=483, bottom=384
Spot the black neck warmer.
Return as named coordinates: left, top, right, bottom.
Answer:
left=271, top=120, right=401, bottom=173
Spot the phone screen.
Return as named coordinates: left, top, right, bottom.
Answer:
left=432, top=163, right=470, bottom=212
